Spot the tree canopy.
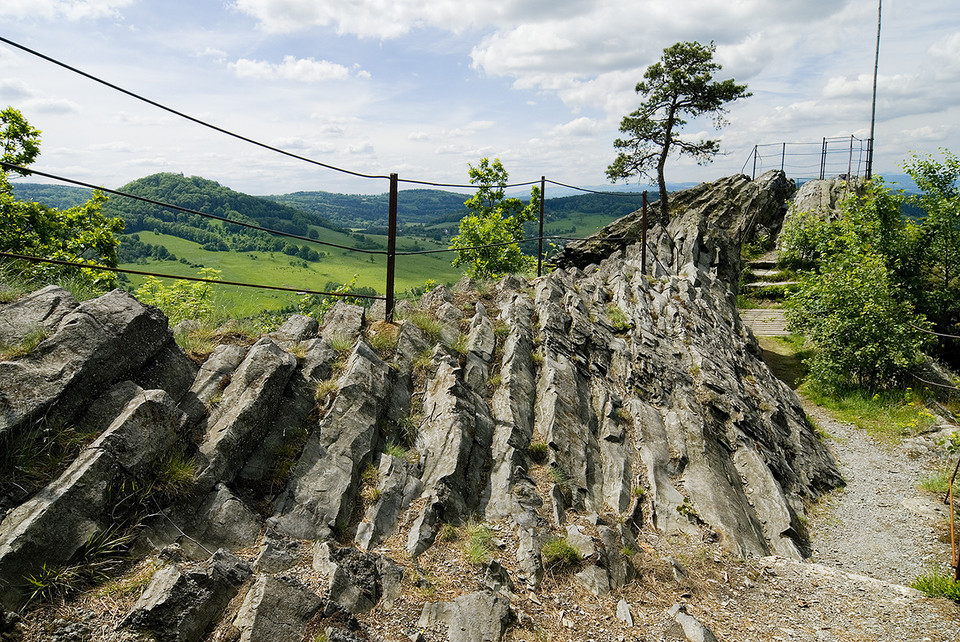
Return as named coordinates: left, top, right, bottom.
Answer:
left=449, top=158, right=539, bottom=280
left=0, top=107, right=124, bottom=292
left=606, top=41, right=750, bottom=225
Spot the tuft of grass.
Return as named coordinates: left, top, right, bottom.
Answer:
left=368, top=322, right=400, bottom=358
left=465, top=523, right=494, bottom=566
left=407, top=311, right=443, bottom=342
left=439, top=523, right=459, bottom=542
left=0, top=326, right=49, bottom=361
left=153, top=451, right=196, bottom=501
left=314, top=376, right=339, bottom=402
left=384, top=442, right=407, bottom=458
left=548, top=464, right=572, bottom=492
left=918, top=468, right=952, bottom=495
left=327, top=334, right=354, bottom=352
left=911, top=570, right=960, bottom=602
left=541, top=536, right=581, bottom=567
left=528, top=441, right=549, bottom=465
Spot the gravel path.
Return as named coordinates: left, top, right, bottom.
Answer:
left=802, top=400, right=954, bottom=585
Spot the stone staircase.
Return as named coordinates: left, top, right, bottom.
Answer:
left=740, top=250, right=790, bottom=337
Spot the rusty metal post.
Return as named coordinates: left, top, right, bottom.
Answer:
left=385, top=172, right=398, bottom=322
left=751, top=145, right=758, bottom=179
left=641, top=190, right=648, bottom=274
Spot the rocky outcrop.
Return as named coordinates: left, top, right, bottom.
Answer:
left=0, top=173, right=842, bottom=640
left=556, top=170, right=796, bottom=289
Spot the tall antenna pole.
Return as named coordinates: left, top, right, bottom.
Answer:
left=866, top=0, right=882, bottom=179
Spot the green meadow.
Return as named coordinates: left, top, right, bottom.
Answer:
left=120, top=230, right=464, bottom=318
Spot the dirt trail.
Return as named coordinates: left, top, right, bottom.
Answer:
left=802, top=401, right=954, bottom=585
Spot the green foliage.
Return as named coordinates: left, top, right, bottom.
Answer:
left=783, top=179, right=931, bottom=391
left=606, top=41, right=750, bottom=224
left=1, top=107, right=123, bottom=292
left=135, top=267, right=223, bottom=326
left=910, top=570, right=960, bottom=602
left=450, top=158, right=539, bottom=280
left=439, top=522, right=459, bottom=542
left=541, top=536, right=582, bottom=567
left=1, top=106, right=40, bottom=172
left=902, top=150, right=960, bottom=351
left=787, top=253, right=929, bottom=391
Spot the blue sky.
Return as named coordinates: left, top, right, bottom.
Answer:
left=1, top=0, right=958, bottom=196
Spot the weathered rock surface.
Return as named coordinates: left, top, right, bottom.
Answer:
left=233, top=573, right=323, bottom=642
left=123, top=550, right=251, bottom=642
left=419, top=590, right=513, bottom=642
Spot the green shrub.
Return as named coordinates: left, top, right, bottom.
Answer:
left=154, top=451, right=196, bottom=501
left=605, top=303, right=631, bottom=332
left=911, top=570, right=960, bottom=602
left=136, top=268, right=223, bottom=326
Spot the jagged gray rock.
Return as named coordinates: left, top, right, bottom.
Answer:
left=123, top=550, right=251, bottom=642
left=0, top=289, right=176, bottom=439
left=233, top=573, right=323, bottom=642
left=313, top=542, right=403, bottom=614
left=355, top=454, right=422, bottom=551
left=0, top=385, right=185, bottom=609
left=418, top=590, right=513, bottom=642
left=273, top=340, right=394, bottom=540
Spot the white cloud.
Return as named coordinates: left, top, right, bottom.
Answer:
left=231, top=0, right=595, bottom=38
left=0, top=79, right=32, bottom=101
left=0, top=0, right=133, bottom=20
left=548, top=117, right=603, bottom=138
left=229, top=56, right=367, bottom=82
left=408, top=131, right=429, bottom=142
left=26, top=98, right=81, bottom=114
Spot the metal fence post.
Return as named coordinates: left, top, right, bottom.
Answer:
left=820, top=138, right=828, bottom=180
left=751, top=145, right=758, bottom=179
left=781, top=142, right=786, bottom=172
left=385, top=172, right=398, bottom=322
left=537, top=176, right=545, bottom=277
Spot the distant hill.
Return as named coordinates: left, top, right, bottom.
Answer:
left=10, top=183, right=92, bottom=209
left=265, top=188, right=470, bottom=230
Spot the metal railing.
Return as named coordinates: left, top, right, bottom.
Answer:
left=742, top=136, right=872, bottom=182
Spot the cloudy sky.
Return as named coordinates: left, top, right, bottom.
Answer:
left=1, top=0, right=958, bottom=196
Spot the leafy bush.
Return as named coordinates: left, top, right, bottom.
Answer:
left=136, top=267, right=223, bottom=326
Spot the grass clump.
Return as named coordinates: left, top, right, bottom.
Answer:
left=439, top=523, right=459, bottom=542
left=465, top=523, right=494, bottom=566
left=911, top=570, right=960, bottom=602
left=528, top=441, right=549, bottom=465
left=327, top=334, right=354, bottom=353
left=541, top=536, right=581, bottom=567
left=153, top=450, right=196, bottom=501
left=0, top=326, right=49, bottom=361
left=407, top=311, right=443, bottom=342
left=605, top=303, right=631, bottom=332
